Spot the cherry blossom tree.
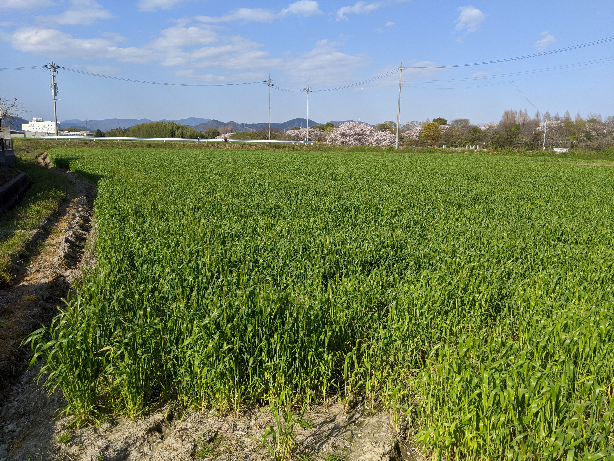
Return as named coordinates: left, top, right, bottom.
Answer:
left=326, top=122, right=396, bottom=147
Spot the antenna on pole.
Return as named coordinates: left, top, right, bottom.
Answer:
left=45, top=62, right=59, bottom=136
left=396, top=62, right=404, bottom=150
left=267, top=74, right=273, bottom=140
left=302, top=85, right=311, bottom=143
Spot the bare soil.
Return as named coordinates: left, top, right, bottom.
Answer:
left=0, top=154, right=423, bottom=461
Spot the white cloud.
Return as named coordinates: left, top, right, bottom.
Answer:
left=534, top=31, right=555, bottom=50
left=143, top=25, right=284, bottom=71
left=8, top=15, right=366, bottom=87
left=336, top=1, right=381, bottom=21
left=137, top=0, right=187, bottom=12
left=376, top=21, right=394, bottom=33
left=285, top=39, right=367, bottom=85
left=191, top=37, right=284, bottom=71
left=0, top=0, right=54, bottom=10
left=197, top=8, right=278, bottom=23
left=150, top=24, right=217, bottom=50
left=10, top=27, right=155, bottom=63
left=198, top=1, right=322, bottom=23
left=455, top=5, right=485, bottom=33
left=280, top=1, right=322, bottom=17
left=40, top=0, right=112, bottom=25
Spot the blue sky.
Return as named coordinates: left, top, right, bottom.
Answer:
left=1, top=0, right=613, bottom=126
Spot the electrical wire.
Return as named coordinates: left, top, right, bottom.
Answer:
left=0, top=65, right=46, bottom=71
left=402, top=57, right=614, bottom=91
left=271, top=36, right=614, bottom=92
left=57, top=67, right=268, bottom=86
left=2, top=36, right=612, bottom=92
left=400, top=36, right=613, bottom=69
left=272, top=67, right=400, bottom=93
left=509, top=81, right=539, bottom=111
left=402, top=56, right=614, bottom=86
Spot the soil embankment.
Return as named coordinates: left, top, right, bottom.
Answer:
left=0, top=153, right=96, bottom=459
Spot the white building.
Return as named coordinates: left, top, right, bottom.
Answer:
left=22, top=118, right=58, bottom=134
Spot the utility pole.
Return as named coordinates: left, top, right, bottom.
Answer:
left=396, top=62, right=403, bottom=150
left=45, top=62, right=59, bottom=136
left=267, top=75, right=273, bottom=140
left=542, top=117, right=548, bottom=151
left=303, top=85, right=311, bottom=142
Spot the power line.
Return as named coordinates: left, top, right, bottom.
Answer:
left=379, top=56, right=614, bottom=90
left=509, top=81, right=539, bottom=112
left=0, top=65, right=46, bottom=71
left=400, top=36, right=614, bottom=69
left=58, top=66, right=268, bottom=86
left=1, top=63, right=268, bottom=86
left=3, top=35, right=612, bottom=92
left=415, top=56, right=614, bottom=85
left=270, top=35, right=613, bottom=92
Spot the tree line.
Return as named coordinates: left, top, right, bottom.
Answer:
left=52, top=111, right=614, bottom=151
left=397, top=110, right=614, bottom=150
left=102, top=121, right=220, bottom=139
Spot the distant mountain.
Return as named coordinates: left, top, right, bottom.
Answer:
left=61, top=118, right=153, bottom=131
left=59, top=117, right=211, bottom=132
left=194, top=120, right=246, bottom=131
left=170, top=117, right=211, bottom=127
left=193, top=118, right=357, bottom=133
left=55, top=117, right=355, bottom=134
left=328, top=120, right=357, bottom=127
left=3, top=116, right=29, bottom=131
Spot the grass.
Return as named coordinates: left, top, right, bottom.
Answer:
left=194, top=444, right=216, bottom=459
left=0, top=141, right=67, bottom=285
left=56, top=432, right=71, bottom=444
left=27, top=145, right=614, bottom=459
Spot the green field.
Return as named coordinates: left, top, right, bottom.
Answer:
left=31, top=147, right=614, bottom=459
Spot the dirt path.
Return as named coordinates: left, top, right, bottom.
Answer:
left=0, top=154, right=96, bottom=460
left=0, top=155, right=421, bottom=461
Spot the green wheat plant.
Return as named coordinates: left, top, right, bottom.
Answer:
left=27, top=146, right=614, bottom=459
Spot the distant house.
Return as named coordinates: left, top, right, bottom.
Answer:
left=22, top=117, right=58, bottom=135
left=0, top=126, right=16, bottom=166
